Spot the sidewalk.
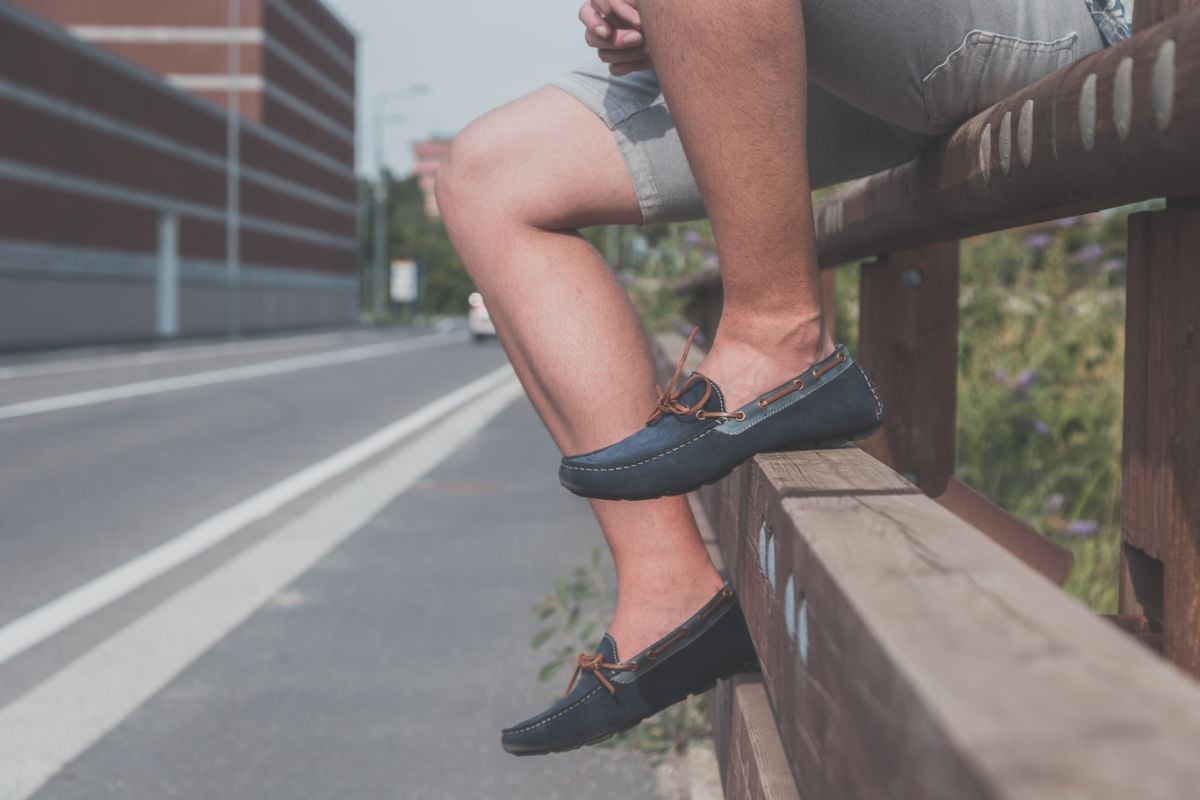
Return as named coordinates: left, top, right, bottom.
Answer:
left=30, top=394, right=662, bottom=799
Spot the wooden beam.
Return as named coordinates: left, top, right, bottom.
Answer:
left=715, top=448, right=1200, bottom=799
left=710, top=673, right=802, bottom=800
left=856, top=243, right=959, bottom=497
left=1120, top=208, right=1200, bottom=675
left=1135, top=0, right=1200, bottom=29
left=813, top=11, right=1200, bottom=267
left=934, top=477, right=1073, bottom=586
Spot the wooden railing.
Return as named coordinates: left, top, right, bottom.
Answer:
left=670, top=3, right=1200, bottom=797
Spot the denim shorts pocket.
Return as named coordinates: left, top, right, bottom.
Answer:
left=921, top=31, right=1079, bottom=128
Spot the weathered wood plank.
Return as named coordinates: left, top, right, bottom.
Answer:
left=1135, top=0, right=1200, bottom=29
left=721, top=447, right=1200, bottom=799
left=857, top=242, right=959, bottom=497
left=813, top=11, right=1200, bottom=267
left=710, top=673, right=802, bottom=800
left=935, top=477, right=1073, bottom=586
left=1120, top=207, right=1200, bottom=675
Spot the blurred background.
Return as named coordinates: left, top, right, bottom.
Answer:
left=0, top=0, right=594, bottom=345
left=0, top=1, right=1138, bottom=798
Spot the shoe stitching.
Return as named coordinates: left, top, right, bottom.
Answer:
left=612, top=599, right=737, bottom=684
left=716, top=358, right=854, bottom=434
left=504, top=685, right=604, bottom=734
left=856, top=364, right=884, bottom=420
left=561, top=426, right=718, bottom=473
left=709, top=380, right=726, bottom=412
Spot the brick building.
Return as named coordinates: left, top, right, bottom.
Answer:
left=412, top=137, right=451, bottom=218
left=0, top=0, right=360, bottom=348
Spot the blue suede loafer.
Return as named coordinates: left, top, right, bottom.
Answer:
left=559, top=330, right=884, bottom=501
left=501, top=581, right=756, bottom=756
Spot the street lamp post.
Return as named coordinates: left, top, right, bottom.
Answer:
left=226, top=0, right=242, bottom=337
left=371, top=84, right=430, bottom=321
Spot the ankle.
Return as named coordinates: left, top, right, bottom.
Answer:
left=714, top=310, right=833, bottom=362
left=608, top=571, right=726, bottom=657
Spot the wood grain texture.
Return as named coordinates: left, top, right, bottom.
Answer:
left=1120, top=208, right=1200, bottom=675
left=1135, top=0, right=1200, bottom=28
left=710, top=673, right=802, bottom=800
left=935, top=477, right=1073, bottom=586
left=813, top=11, right=1200, bottom=267
left=717, top=448, right=1200, bottom=799
left=856, top=243, right=959, bottom=497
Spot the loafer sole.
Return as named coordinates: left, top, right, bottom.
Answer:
left=563, top=425, right=880, bottom=502
left=504, top=658, right=758, bottom=757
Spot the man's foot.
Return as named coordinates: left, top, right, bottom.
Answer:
left=696, top=324, right=836, bottom=411
left=607, top=571, right=727, bottom=656
left=558, top=329, right=884, bottom=501
left=500, top=581, right=757, bottom=756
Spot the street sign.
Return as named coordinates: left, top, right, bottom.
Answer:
left=390, top=260, right=418, bottom=303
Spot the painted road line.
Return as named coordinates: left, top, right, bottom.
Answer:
left=0, top=328, right=363, bottom=381
left=0, top=363, right=515, bottom=667
left=0, top=332, right=460, bottom=422
left=0, top=367, right=523, bottom=799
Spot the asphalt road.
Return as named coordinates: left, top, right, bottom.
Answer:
left=0, top=326, right=661, bottom=799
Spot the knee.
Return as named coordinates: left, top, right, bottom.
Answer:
left=435, top=114, right=508, bottom=235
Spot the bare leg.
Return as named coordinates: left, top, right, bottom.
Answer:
left=639, top=0, right=835, bottom=410
left=437, top=87, right=723, bottom=656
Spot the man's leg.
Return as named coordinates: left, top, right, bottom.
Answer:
left=638, top=0, right=829, bottom=411
left=636, top=0, right=1107, bottom=413
left=436, top=87, right=722, bottom=656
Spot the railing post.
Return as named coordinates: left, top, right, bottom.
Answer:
left=1119, top=0, right=1200, bottom=678
left=1120, top=205, right=1200, bottom=674
left=855, top=242, right=959, bottom=497
left=156, top=211, right=179, bottom=338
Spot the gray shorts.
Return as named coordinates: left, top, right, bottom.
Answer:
left=552, top=0, right=1105, bottom=224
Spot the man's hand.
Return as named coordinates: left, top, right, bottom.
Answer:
left=579, top=0, right=652, bottom=76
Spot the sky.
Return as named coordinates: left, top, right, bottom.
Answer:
left=324, top=0, right=597, bottom=177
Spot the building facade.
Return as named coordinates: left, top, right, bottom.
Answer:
left=0, top=0, right=359, bottom=349
left=412, top=137, right=451, bottom=218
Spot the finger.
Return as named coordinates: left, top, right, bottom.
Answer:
left=592, top=0, right=641, bottom=30
left=579, top=2, right=610, bottom=38
left=597, top=45, right=651, bottom=64
left=585, top=27, right=643, bottom=49
left=606, top=0, right=642, bottom=28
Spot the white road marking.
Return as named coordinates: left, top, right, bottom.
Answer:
left=0, top=363, right=516, bottom=668
left=0, top=366, right=523, bottom=800
left=0, top=332, right=460, bottom=422
left=0, top=329, right=369, bottom=381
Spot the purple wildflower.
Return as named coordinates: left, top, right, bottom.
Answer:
left=1064, top=519, right=1099, bottom=537
left=702, top=253, right=720, bottom=270
left=1015, top=369, right=1039, bottom=391
left=1102, top=257, right=1126, bottom=273
left=1033, top=419, right=1051, bottom=437
left=1044, top=493, right=1065, bottom=512
left=1055, top=216, right=1080, bottom=228
left=993, top=368, right=1010, bottom=385
left=681, top=230, right=707, bottom=248
left=1068, top=243, right=1106, bottom=263
left=1024, top=232, right=1054, bottom=250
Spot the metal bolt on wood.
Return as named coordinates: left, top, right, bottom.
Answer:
left=902, top=269, right=924, bottom=289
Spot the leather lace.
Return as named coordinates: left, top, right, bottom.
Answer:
left=647, top=327, right=746, bottom=425
left=565, top=652, right=637, bottom=697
